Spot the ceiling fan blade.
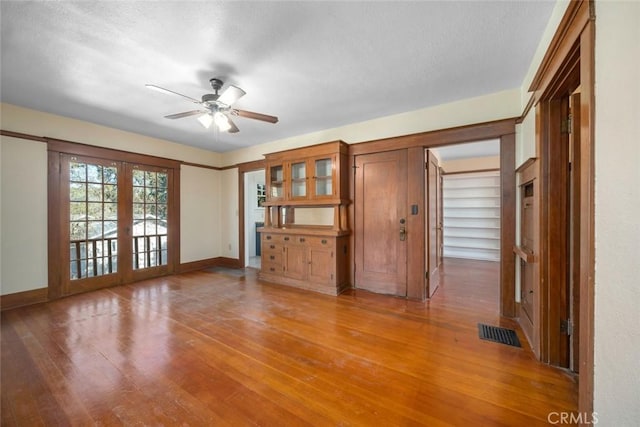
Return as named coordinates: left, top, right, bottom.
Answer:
left=232, top=109, right=279, bottom=124
left=227, top=117, right=240, bottom=133
left=164, top=110, right=206, bottom=119
left=217, top=85, right=246, bottom=106
left=146, top=84, right=202, bottom=104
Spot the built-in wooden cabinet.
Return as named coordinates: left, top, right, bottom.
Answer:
left=260, top=231, right=349, bottom=295
left=259, top=141, right=351, bottom=295
left=514, top=157, right=540, bottom=358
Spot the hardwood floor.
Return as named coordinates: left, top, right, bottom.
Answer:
left=1, top=258, right=577, bottom=426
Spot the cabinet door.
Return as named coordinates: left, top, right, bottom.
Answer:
left=310, top=155, right=336, bottom=199
left=308, top=247, right=334, bottom=284
left=289, top=160, right=309, bottom=200
left=267, top=163, right=285, bottom=201
left=284, top=244, right=307, bottom=280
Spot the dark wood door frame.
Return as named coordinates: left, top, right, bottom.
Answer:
left=237, top=159, right=267, bottom=269
left=47, top=138, right=181, bottom=299
left=527, top=0, right=595, bottom=418
left=348, top=118, right=517, bottom=309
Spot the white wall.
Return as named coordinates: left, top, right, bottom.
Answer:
left=1, top=103, right=223, bottom=167
left=0, top=137, right=48, bottom=294
left=593, top=1, right=640, bottom=424
left=180, top=165, right=221, bottom=263
left=440, top=156, right=500, bottom=174
left=219, top=168, right=239, bottom=258
left=222, top=89, right=521, bottom=165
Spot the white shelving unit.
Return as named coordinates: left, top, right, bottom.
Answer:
left=442, top=171, right=500, bottom=261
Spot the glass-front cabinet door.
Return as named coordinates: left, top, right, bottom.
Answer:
left=289, top=160, right=308, bottom=199
left=268, top=163, right=285, bottom=201
left=311, top=155, right=336, bottom=199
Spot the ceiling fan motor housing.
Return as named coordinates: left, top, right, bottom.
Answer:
left=209, top=78, right=224, bottom=92
left=201, top=93, right=220, bottom=104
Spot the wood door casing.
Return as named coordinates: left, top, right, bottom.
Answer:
left=354, top=150, right=408, bottom=296
left=426, top=150, right=440, bottom=298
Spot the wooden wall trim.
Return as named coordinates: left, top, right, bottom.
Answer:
left=236, top=159, right=266, bottom=173
left=181, top=161, right=222, bottom=170
left=178, top=257, right=242, bottom=273
left=406, top=147, right=426, bottom=300
left=47, top=151, right=63, bottom=300
left=1, top=129, right=227, bottom=171
left=528, top=0, right=590, bottom=94
left=47, top=138, right=181, bottom=169
left=0, top=288, right=48, bottom=311
left=1, top=256, right=243, bottom=310
left=517, top=94, right=536, bottom=124
left=0, top=129, right=47, bottom=142
left=500, top=133, right=517, bottom=317
left=349, top=118, right=517, bottom=155
left=578, top=18, right=595, bottom=422
left=442, top=168, right=500, bottom=176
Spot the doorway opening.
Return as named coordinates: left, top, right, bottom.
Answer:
left=243, top=169, right=266, bottom=268
left=430, top=139, right=502, bottom=311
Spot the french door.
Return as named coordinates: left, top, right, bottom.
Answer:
left=51, top=147, right=177, bottom=297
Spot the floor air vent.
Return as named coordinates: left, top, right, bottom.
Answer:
left=478, top=324, right=522, bottom=348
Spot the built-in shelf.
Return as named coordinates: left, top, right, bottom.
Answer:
left=443, top=171, right=501, bottom=262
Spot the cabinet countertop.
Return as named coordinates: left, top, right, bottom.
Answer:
left=257, top=227, right=350, bottom=237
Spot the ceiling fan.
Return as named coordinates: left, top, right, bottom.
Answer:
left=146, top=78, right=278, bottom=133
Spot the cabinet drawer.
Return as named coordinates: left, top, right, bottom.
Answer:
left=280, top=234, right=300, bottom=244
left=261, top=261, right=283, bottom=275
left=262, top=234, right=283, bottom=244
left=263, top=251, right=283, bottom=264
left=262, top=242, right=283, bottom=252
left=305, top=236, right=335, bottom=248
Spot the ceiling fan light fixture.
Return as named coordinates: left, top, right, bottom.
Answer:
left=197, top=113, right=214, bottom=129
left=214, top=111, right=231, bottom=132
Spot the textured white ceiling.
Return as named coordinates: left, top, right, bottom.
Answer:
left=0, top=1, right=554, bottom=153
left=433, top=139, right=501, bottom=161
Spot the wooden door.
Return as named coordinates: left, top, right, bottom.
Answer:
left=354, top=150, right=408, bottom=296
left=426, top=150, right=440, bottom=297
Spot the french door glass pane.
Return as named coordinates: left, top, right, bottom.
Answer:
left=132, top=168, right=168, bottom=270
left=69, top=160, right=118, bottom=280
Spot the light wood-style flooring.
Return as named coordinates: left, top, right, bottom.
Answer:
left=1, top=258, right=577, bottom=426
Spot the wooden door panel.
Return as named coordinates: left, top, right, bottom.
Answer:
left=355, top=150, right=407, bottom=296
left=308, top=248, right=333, bottom=284
left=284, top=245, right=307, bottom=280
